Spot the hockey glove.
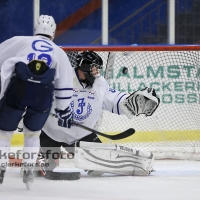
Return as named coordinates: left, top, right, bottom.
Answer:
left=119, top=87, right=160, bottom=119
left=55, top=106, right=73, bottom=128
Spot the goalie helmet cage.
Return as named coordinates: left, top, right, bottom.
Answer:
left=63, top=45, right=200, bottom=160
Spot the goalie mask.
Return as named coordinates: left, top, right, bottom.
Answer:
left=76, top=51, right=103, bottom=86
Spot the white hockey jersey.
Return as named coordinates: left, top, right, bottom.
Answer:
left=42, top=69, right=129, bottom=144
left=0, top=35, right=73, bottom=110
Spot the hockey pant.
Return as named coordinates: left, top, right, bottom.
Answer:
left=0, top=61, right=55, bottom=131
left=0, top=61, right=55, bottom=167
left=74, top=141, right=154, bottom=176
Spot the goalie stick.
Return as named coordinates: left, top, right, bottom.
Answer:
left=50, top=113, right=135, bottom=140
left=72, top=121, right=135, bottom=140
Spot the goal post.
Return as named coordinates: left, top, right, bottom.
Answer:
left=62, top=45, right=200, bottom=160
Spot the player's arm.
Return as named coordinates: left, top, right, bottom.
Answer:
left=54, top=49, right=74, bottom=128
left=102, top=85, right=129, bottom=115
left=54, top=49, right=73, bottom=110
left=103, top=86, right=160, bottom=118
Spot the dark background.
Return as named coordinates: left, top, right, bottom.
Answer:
left=0, top=0, right=200, bottom=45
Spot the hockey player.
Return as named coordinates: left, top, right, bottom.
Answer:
left=36, top=50, right=160, bottom=179
left=0, top=15, right=73, bottom=188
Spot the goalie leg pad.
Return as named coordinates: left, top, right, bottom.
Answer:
left=74, top=142, right=154, bottom=176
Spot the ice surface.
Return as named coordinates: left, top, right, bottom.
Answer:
left=1, top=160, right=200, bottom=200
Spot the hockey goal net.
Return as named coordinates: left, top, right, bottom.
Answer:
left=63, top=46, right=200, bottom=160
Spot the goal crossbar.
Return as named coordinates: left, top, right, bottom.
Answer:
left=62, top=45, right=200, bottom=52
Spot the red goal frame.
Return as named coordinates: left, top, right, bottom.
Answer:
left=62, top=45, right=200, bottom=52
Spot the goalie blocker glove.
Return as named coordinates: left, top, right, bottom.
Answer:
left=55, top=106, right=73, bottom=128
left=120, top=87, right=160, bottom=119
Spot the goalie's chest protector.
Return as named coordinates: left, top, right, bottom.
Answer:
left=71, top=75, right=106, bottom=128
left=43, top=72, right=108, bottom=144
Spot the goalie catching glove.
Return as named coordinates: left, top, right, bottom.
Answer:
left=120, top=87, right=160, bottom=119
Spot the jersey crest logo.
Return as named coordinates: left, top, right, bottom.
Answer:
left=70, top=99, right=92, bottom=121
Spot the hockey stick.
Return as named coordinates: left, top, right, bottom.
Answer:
left=72, top=121, right=135, bottom=140
left=42, top=171, right=81, bottom=181
left=33, top=154, right=81, bottom=181
left=50, top=113, right=135, bottom=139
left=20, top=166, right=81, bottom=181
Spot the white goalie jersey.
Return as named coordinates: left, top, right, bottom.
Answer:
left=42, top=69, right=129, bottom=144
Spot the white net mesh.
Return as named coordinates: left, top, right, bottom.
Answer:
left=65, top=47, right=200, bottom=160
